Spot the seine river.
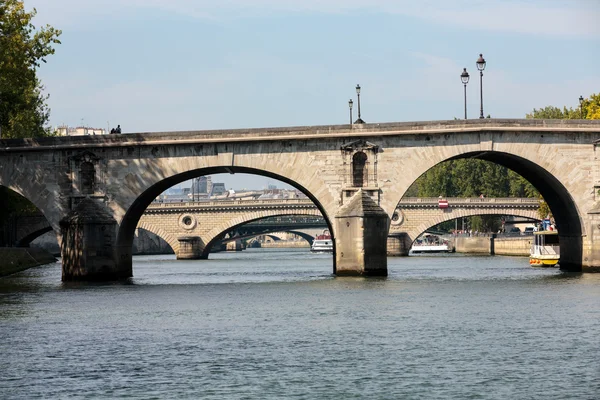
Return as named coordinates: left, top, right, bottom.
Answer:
left=1, top=249, right=599, bottom=399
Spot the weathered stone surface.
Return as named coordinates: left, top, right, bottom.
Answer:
left=335, top=190, right=389, bottom=276
left=2, top=119, right=600, bottom=277
left=59, top=197, right=123, bottom=281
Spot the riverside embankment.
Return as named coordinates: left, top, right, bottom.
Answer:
left=0, top=247, right=56, bottom=277
left=454, top=235, right=532, bottom=256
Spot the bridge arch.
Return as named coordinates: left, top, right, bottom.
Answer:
left=17, top=226, right=53, bottom=247
left=135, top=222, right=179, bottom=255
left=394, top=150, right=582, bottom=270
left=0, top=186, right=59, bottom=248
left=201, top=208, right=323, bottom=258
left=408, top=210, right=539, bottom=244
left=117, top=166, right=335, bottom=274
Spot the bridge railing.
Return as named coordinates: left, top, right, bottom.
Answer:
left=399, top=197, right=540, bottom=206
left=146, top=197, right=539, bottom=210
left=148, top=198, right=316, bottom=209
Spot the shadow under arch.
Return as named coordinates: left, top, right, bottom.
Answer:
left=117, top=166, right=336, bottom=274
left=425, top=150, right=582, bottom=270
left=0, top=185, right=56, bottom=248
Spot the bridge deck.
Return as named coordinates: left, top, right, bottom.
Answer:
left=2, top=119, right=600, bottom=152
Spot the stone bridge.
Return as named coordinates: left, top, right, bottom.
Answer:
left=139, top=199, right=322, bottom=258
left=2, top=118, right=600, bottom=279
left=14, top=197, right=539, bottom=258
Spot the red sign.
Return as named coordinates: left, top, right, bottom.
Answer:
left=438, top=199, right=449, bottom=208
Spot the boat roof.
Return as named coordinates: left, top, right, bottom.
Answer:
left=534, top=230, right=558, bottom=235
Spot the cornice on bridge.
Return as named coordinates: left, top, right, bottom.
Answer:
left=2, top=119, right=600, bottom=152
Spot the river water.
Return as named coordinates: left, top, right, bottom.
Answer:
left=1, top=249, right=599, bottom=399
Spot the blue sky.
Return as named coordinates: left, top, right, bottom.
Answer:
left=24, top=0, right=600, bottom=189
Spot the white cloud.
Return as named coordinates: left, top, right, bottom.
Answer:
left=26, top=0, right=600, bottom=37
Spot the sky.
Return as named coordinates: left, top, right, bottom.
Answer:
left=24, top=0, right=600, bottom=190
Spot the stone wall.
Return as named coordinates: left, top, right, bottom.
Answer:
left=454, top=236, right=491, bottom=254
left=454, top=235, right=532, bottom=256
left=493, top=236, right=532, bottom=256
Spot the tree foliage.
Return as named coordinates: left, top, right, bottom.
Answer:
left=0, top=0, right=61, bottom=138
left=0, top=1, right=61, bottom=244
left=526, top=93, right=600, bottom=120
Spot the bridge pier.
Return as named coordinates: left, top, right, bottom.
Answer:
left=60, top=198, right=130, bottom=281
left=177, top=236, right=205, bottom=259
left=387, top=233, right=412, bottom=256
left=334, top=190, right=389, bottom=277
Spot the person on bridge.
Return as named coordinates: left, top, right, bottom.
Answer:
left=115, top=125, right=122, bottom=134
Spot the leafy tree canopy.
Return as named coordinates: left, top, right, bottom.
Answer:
left=0, top=1, right=61, bottom=244
left=526, top=93, right=600, bottom=120
left=0, top=0, right=61, bottom=139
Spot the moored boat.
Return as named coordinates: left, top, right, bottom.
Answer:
left=529, top=230, right=559, bottom=267
left=311, top=231, right=333, bottom=252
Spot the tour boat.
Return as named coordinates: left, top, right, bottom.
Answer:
left=529, top=230, right=559, bottom=267
left=410, top=234, right=453, bottom=254
left=311, top=231, right=333, bottom=252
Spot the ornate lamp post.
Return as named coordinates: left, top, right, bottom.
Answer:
left=348, top=99, right=354, bottom=125
left=476, top=53, right=486, bottom=119
left=354, top=84, right=365, bottom=124
left=579, top=95, right=584, bottom=118
left=461, top=68, right=470, bottom=119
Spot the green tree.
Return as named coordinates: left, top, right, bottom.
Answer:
left=0, top=1, right=60, bottom=245
left=0, top=0, right=61, bottom=138
left=580, top=93, right=600, bottom=120
left=527, top=93, right=600, bottom=120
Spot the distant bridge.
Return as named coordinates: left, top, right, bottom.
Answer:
left=14, top=197, right=539, bottom=258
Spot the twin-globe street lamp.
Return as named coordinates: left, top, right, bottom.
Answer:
left=460, top=54, right=486, bottom=119
left=579, top=95, right=584, bottom=118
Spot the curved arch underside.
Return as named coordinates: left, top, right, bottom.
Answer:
left=201, top=211, right=323, bottom=258
left=409, top=211, right=539, bottom=242
left=444, top=151, right=582, bottom=269
left=118, top=167, right=334, bottom=269
left=17, top=226, right=53, bottom=247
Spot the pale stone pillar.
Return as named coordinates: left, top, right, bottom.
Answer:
left=334, top=190, right=389, bottom=276
left=60, top=197, right=126, bottom=281
left=226, top=239, right=244, bottom=252
left=387, top=233, right=412, bottom=256
left=177, top=236, right=204, bottom=259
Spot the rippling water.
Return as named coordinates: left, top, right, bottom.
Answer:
left=1, top=249, right=599, bottom=399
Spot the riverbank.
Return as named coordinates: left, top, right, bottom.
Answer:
left=0, top=248, right=57, bottom=277
left=454, top=235, right=531, bottom=256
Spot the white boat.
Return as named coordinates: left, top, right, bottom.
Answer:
left=410, top=244, right=452, bottom=253
left=530, top=230, right=559, bottom=267
left=311, top=231, right=333, bottom=252
left=410, top=234, right=453, bottom=254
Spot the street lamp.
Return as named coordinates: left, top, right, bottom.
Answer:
left=461, top=68, right=470, bottom=119
left=579, top=95, right=584, bottom=118
left=348, top=99, right=353, bottom=125
left=354, top=84, right=365, bottom=124
left=476, top=53, right=486, bottom=119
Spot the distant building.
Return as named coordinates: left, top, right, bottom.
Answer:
left=56, top=125, right=107, bottom=136
left=192, top=176, right=212, bottom=195
left=210, top=183, right=227, bottom=196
